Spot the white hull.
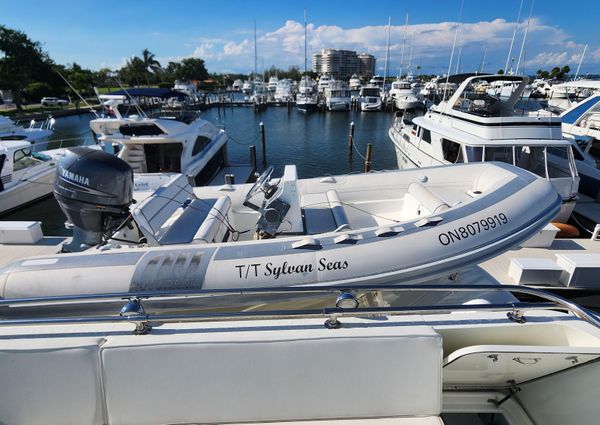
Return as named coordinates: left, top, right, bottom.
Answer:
left=0, top=167, right=55, bottom=214
left=0, top=163, right=560, bottom=298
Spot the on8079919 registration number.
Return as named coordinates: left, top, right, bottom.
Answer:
left=438, top=213, right=508, bottom=246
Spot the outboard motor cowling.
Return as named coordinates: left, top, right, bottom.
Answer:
left=54, top=147, right=134, bottom=252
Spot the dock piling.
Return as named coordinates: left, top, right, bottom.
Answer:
left=348, top=122, right=355, bottom=160
left=260, top=122, right=267, bottom=167
left=364, top=143, right=373, bottom=173
left=249, top=145, right=257, bottom=176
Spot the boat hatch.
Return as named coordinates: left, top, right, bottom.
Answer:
left=119, top=123, right=165, bottom=136
left=443, top=344, right=600, bottom=389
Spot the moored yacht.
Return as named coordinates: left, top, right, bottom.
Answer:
left=267, top=76, right=279, bottom=92
left=242, top=80, right=253, bottom=95
left=0, top=115, right=54, bottom=144
left=358, top=86, right=383, bottom=111
left=296, top=76, right=319, bottom=113
left=349, top=73, right=362, bottom=91
left=389, top=79, right=421, bottom=110
left=274, top=79, right=293, bottom=102
left=0, top=139, right=68, bottom=214
left=325, top=81, right=351, bottom=111
left=232, top=79, right=243, bottom=91
left=389, top=74, right=580, bottom=222
left=90, top=94, right=251, bottom=191
left=317, top=75, right=332, bottom=93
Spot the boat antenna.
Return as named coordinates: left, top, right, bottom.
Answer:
left=56, top=70, right=99, bottom=118
left=515, top=0, right=534, bottom=75
left=477, top=47, right=488, bottom=74
left=574, top=44, right=588, bottom=80
left=384, top=16, right=391, bottom=90
left=399, top=13, right=408, bottom=78
left=408, top=32, right=415, bottom=75
left=505, top=0, right=524, bottom=74
left=442, top=0, right=464, bottom=102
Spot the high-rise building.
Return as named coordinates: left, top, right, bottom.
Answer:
left=312, top=49, right=375, bottom=80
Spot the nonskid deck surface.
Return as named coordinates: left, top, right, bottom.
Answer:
left=0, top=237, right=64, bottom=268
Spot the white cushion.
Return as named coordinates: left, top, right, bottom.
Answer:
left=0, top=338, right=104, bottom=425
left=101, top=321, right=442, bottom=424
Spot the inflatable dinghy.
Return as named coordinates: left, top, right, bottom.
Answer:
left=0, top=148, right=561, bottom=298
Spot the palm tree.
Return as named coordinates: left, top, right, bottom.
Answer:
left=141, top=48, right=161, bottom=85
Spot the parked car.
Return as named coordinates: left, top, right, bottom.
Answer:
left=41, top=97, right=69, bottom=106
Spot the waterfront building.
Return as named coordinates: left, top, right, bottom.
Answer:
left=312, top=49, right=375, bottom=80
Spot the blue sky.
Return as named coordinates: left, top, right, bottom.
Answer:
left=2, top=0, right=599, bottom=75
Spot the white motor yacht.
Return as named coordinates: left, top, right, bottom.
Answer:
left=296, top=76, right=319, bottom=113
left=325, top=81, right=351, bottom=111
left=90, top=95, right=250, bottom=190
left=242, top=80, right=253, bottom=95
left=0, top=115, right=54, bottom=144
left=389, top=74, right=580, bottom=222
left=274, top=79, right=293, bottom=102
left=358, top=86, right=383, bottom=111
left=317, top=75, right=332, bottom=93
left=0, top=152, right=560, bottom=296
left=232, top=79, right=244, bottom=91
left=390, top=79, right=421, bottom=110
left=250, top=80, right=269, bottom=108
left=349, top=73, right=362, bottom=91
left=173, top=80, right=201, bottom=102
left=267, top=76, right=279, bottom=93
left=0, top=139, right=65, bottom=214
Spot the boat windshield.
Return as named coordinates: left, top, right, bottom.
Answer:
left=362, top=88, right=380, bottom=97
left=478, top=145, right=574, bottom=179
left=13, top=148, right=46, bottom=171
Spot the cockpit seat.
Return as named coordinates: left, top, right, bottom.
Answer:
left=302, top=189, right=351, bottom=235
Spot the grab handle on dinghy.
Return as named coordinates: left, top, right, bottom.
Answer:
left=291, top=237, right=322, bottom=250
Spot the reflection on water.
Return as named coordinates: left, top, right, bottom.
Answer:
left=2, top=107, right=399, bottom=235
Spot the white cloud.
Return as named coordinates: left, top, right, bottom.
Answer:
left=178, top=17, right=597, bottom=74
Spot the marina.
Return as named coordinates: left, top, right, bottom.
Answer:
left=2, top=1, right=600, bottom=424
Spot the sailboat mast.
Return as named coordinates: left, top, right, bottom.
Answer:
left=384, top=16, right=391, bottom=86
left=478, top=47, right=488, bottom=74
left=516, top=0, right=534, bottom=74
left=505, top=0, right=524, bottom=73
left=443, top=0, right=464, bottom=101
left=400, top=13, right=408, bottom=77
left=304, top=9, right=307, bottom=75
left=254, top=20, right=258, bottom=80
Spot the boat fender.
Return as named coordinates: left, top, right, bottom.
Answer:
left=552, top=222, right=580, bottom=238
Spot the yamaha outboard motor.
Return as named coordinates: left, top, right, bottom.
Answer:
left=54, top=147, right=134, bottom=252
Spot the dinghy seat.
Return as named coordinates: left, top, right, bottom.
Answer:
left=132, top=175, right=231, bottom=245
left=407, top=183, right=450, bottom=214
left=302, top=189, right=351, bottom=234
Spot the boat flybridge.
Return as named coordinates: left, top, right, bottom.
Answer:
left=90, top=94, right=252, bottom=191
left=325, top=81, right=351, bottom=111
left=242, top=80, right=253, bottom=95
left=358, top=86, right=383, bottom=111
left=0, top=147, right=560, bottom=298
left=0, top=115, right=54, bottom=144
left=0, top=139, right=66, bottom=214
left=389, top=74, right=580, bottom=222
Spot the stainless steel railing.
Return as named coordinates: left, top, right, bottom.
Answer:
left=0, top=284, right=599, bottom=334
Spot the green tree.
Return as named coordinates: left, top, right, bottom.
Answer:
left=560, top=65, right=571, bottom=79
left=120, top=56, right=147, bottom=86
left=141, top=48, right=161, bottom=84
left=0, top=25, right=55, bottom=111
left=549, top=67, right=561, bottom=79
left=497, top=69, right=505, bottom=75
left=173, top=58, right=209, bottom=81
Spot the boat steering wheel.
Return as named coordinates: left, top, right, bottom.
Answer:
left=244, top=165, right=275, bottom=205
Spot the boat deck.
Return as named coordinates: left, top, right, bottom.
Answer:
left=477, top=237, right=600, bottom=285
left=0, top=236, right=65, bottom=268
